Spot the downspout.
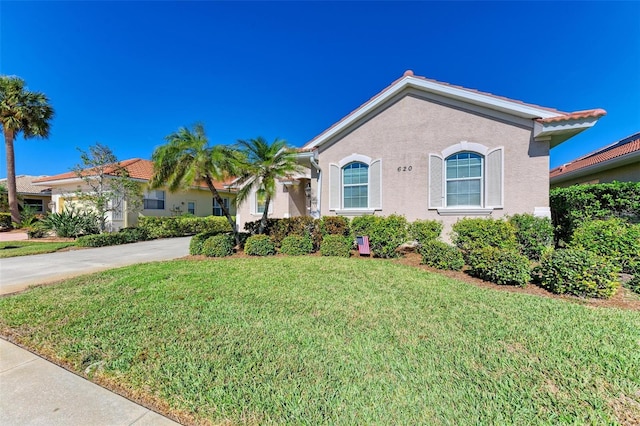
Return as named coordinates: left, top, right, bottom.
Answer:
left=309, top=150, right=322, bottom=217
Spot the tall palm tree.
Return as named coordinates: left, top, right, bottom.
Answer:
left=150, top=124, right=241, bottom=244
left=0, top=76, right=54, bottom=224
left=235, top=137, right=302, bottom=234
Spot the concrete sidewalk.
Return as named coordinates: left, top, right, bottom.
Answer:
left=0, top=339, right=179, bottom=425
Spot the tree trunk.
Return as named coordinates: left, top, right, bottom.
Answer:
left=4, top=129, right=20, bottom=225
left=258, top=195, right=271, bottom=235
left=205, top=177, right=240, bottom=246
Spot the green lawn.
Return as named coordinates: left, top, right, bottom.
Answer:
left=1, top=257, right=639, bottom=424
left=0, top=240, right=77, bottom=258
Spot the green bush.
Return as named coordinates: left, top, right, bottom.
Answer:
left=626, top=275, right=640, bottom=295
left=243, top=218, right=281, bottom=236
left=138, top=215, right=232, bottom=239
left=119, top=227, right=151, bottom=243
left=350, top=215, right=379, bottom=240
left=467, top=247, right=531, bottom=286
left=42, top=207, right=100, bottom=238
left=369, top=214, right=409, bottom=259
left=320, top=235, right=351, bottom=257
left=244, top=234, right=276, bottom=256
left=0, top=212, right=12, bottom=230
left=190, top=231, right=223, bottom=255
left=409, top=219, right=442, bottom=244
left=320, top=216, right=350, bottom=236
left=570, top=218, right=640, bottom=273
left=508, top=214, right=554, bottom=261
left=537, top=248, right=620, bottom=299
left=26, top=222, right=48, bottom=239
left=76, top=227, right=150, bottom=247
left=280, top=235, right=314, bottom=256
left=550, top=181, right=640, bottom=243
left=452, top=218, right=518, bottom=253
left=269, top=217, right=319, bottom=248
left=202, top=234, right=235, bottom=257
left=419, top=240, right=464, bottom=271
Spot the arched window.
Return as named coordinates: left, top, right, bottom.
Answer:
left=445, top=152, right=483, bottom=206
left=342, top=162, right=369, bottom=208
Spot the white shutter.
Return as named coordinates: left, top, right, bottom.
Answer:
left=429, top=155, right=444, bottom=208
left=369, top=159, right=381, bottom=209
left=486, top=148, right=503, bottom=208
left=329, top=164, right=340, bottom=210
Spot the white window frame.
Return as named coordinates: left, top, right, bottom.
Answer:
left=213, top=197, right=229, bottom=216
left=187, top=201, right=196, bottom=215
left=331, top=153, right=381, bottom=214
left=342, top=161, right=369, bottom=209
left=445, top=152, right=484, bottom=208
left=143, top=190, right=165, bottom=210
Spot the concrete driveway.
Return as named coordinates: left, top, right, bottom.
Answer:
left=0, top=237, right=192, bottom=295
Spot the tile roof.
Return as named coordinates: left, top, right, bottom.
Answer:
left=303, top=70, right=605, bottom=148
left=32, top=159, right=234, bottom=191
left=0, top=175, right=52, bottom=195
left=550, top=132, right=640, bottom=179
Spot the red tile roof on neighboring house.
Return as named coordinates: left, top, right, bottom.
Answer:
left=303, top=70, right=605, bottom=148
left=32, top=159, right=235, bottom=191
left=550, top=132, right=640, bottom=179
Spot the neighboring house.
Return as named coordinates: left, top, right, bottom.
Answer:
left=550, top=132, right=640, bottom=187
left=237, top=70, right=605, bottom=233
left=0, top=175, right=52, bottom=214
left=33, top=159, right=236, bottom=231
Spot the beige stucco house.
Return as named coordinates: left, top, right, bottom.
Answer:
left=33, top=159, right=236, bottom=231
left=550, top=132, right=639, bottom=187
left=0, top=175, right=52, bottom=214
left=237, top=70, right=606, bottom=233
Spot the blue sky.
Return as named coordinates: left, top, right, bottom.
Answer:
left=1, top=1, right=638, bottom=177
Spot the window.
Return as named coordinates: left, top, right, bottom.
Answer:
left=143, top=190, right=165, bottom=210
left=187, top=201, right=196, bottom=215
left=342, top=162, right=368, bottom=208
left=213, top=197, right=229, bottom=216
left=446, top=152, right=482, bottom=206
left=256, top=193, right=266, bottom=214
left=23, top=198, right=44, bottom=213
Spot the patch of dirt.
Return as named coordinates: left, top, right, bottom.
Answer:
left=609, top=391, right=640, bottom=426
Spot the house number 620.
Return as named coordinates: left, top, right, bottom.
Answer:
left=397, top=166, right=412, bottom=172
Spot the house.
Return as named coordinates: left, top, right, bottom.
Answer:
left=0, top=175, right=52, bottom=214
left=550, top=132, right=640, bottom=187
left=236, top=70, right=605, bottom=233
left=32, top=159, right=236, bottom=231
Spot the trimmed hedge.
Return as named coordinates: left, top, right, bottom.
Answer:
left=320, top=235, right=351, bottom=257
left=280, top=235, right=314, bottom=256
left=138, top=215, right=232, bottom=239
left=320, top=216, right=350, bottom=237
left=537, top=248, right=620, bottom=299
left=419, top=240, right=464, bottom=271
left=190, top=231, right=224, bottom=255
left=467, top=247, right=531, bottom=286
left=550, top=181, right=640, bottom=243
left=202, top=234, right=234, bottom=257
left=409, top=220, right=442, bottom=244
left=269, top=217, right=319, bottom=248
left=350, top=215, right=378, bottom=240
left=452, top=218, right=518, bottom=253
left=76, top=227, right=151, bottom=247
left=508, top=214, right=554, bottom=261
left=569, top=218, right=640, bottom=273
left=244, top=234, right=276, bottom=256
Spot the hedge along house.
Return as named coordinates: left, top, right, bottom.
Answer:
left=33, top=159, right=236, bottom=231
left=236, top=71, right=605, bottom=233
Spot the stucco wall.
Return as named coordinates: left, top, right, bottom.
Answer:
left=551, top=161, right=640, bottom=188
left=316, top=92, right=550, bottom=236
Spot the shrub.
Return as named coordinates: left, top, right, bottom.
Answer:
left=118, top=227, right=151, bottom=243
left=550, top=181, right=640, bottom=243
left=280, top=235, right=314, bottom=256
left=409, top=219, right=442, bottom=244
left=269, top=217, right=319, bottom=248
left=0, top=212, right=12, bottom=230
left=452, top=218, right=517, bottom=253
left=243, top=218, right=281, bottom=236
left=350, top=215, right=379, bottom=240
left=467, top=247, right=531, bottom=286
left=369, top=214, right=409, bottom=259
left=138, top=215, right=232, bottom=239
left=42, top=207, right=100, bottom=238
left=202, top=234, right=235, bottom=257
left=570, top=218, right=640, bottom=273
left=244, top=234, right=276, bottom=256
left=320, top=235, right=351, bottom=257
left=419, top=240, right=464, bottom=271
left=508, top=214, right=554, bottom=261
left=190, top=231, right=222, bottom=255
left=320, top=216, right=350, bottom=236
left=26, top=222, right=48, bottom=239
left=77, top=233, right=124, bottom=247
left=537, top=249, right=620, bottom=299
left=626, top=275, right=640, bottom=295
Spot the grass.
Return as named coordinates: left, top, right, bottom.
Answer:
left=0, top=240, right=77, bottom=258
left=1, top=257, right=639, bottom=424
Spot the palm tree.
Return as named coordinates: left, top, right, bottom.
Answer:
left=150, top=124, right=241, bottom=244
left=0, top=76, right=54, bottom=224
left=235, top=137, right=302, bottom=234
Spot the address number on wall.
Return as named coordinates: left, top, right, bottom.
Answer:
left=397, top=166, right=413, bottom=172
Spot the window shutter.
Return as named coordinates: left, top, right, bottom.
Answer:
left=486, top=148, right=503, bottom=208
left=369, top=159, right=381, bottom=209
left=429, top=155, right=444, bottom=208
left=329, top=164, right=340, bottom=210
